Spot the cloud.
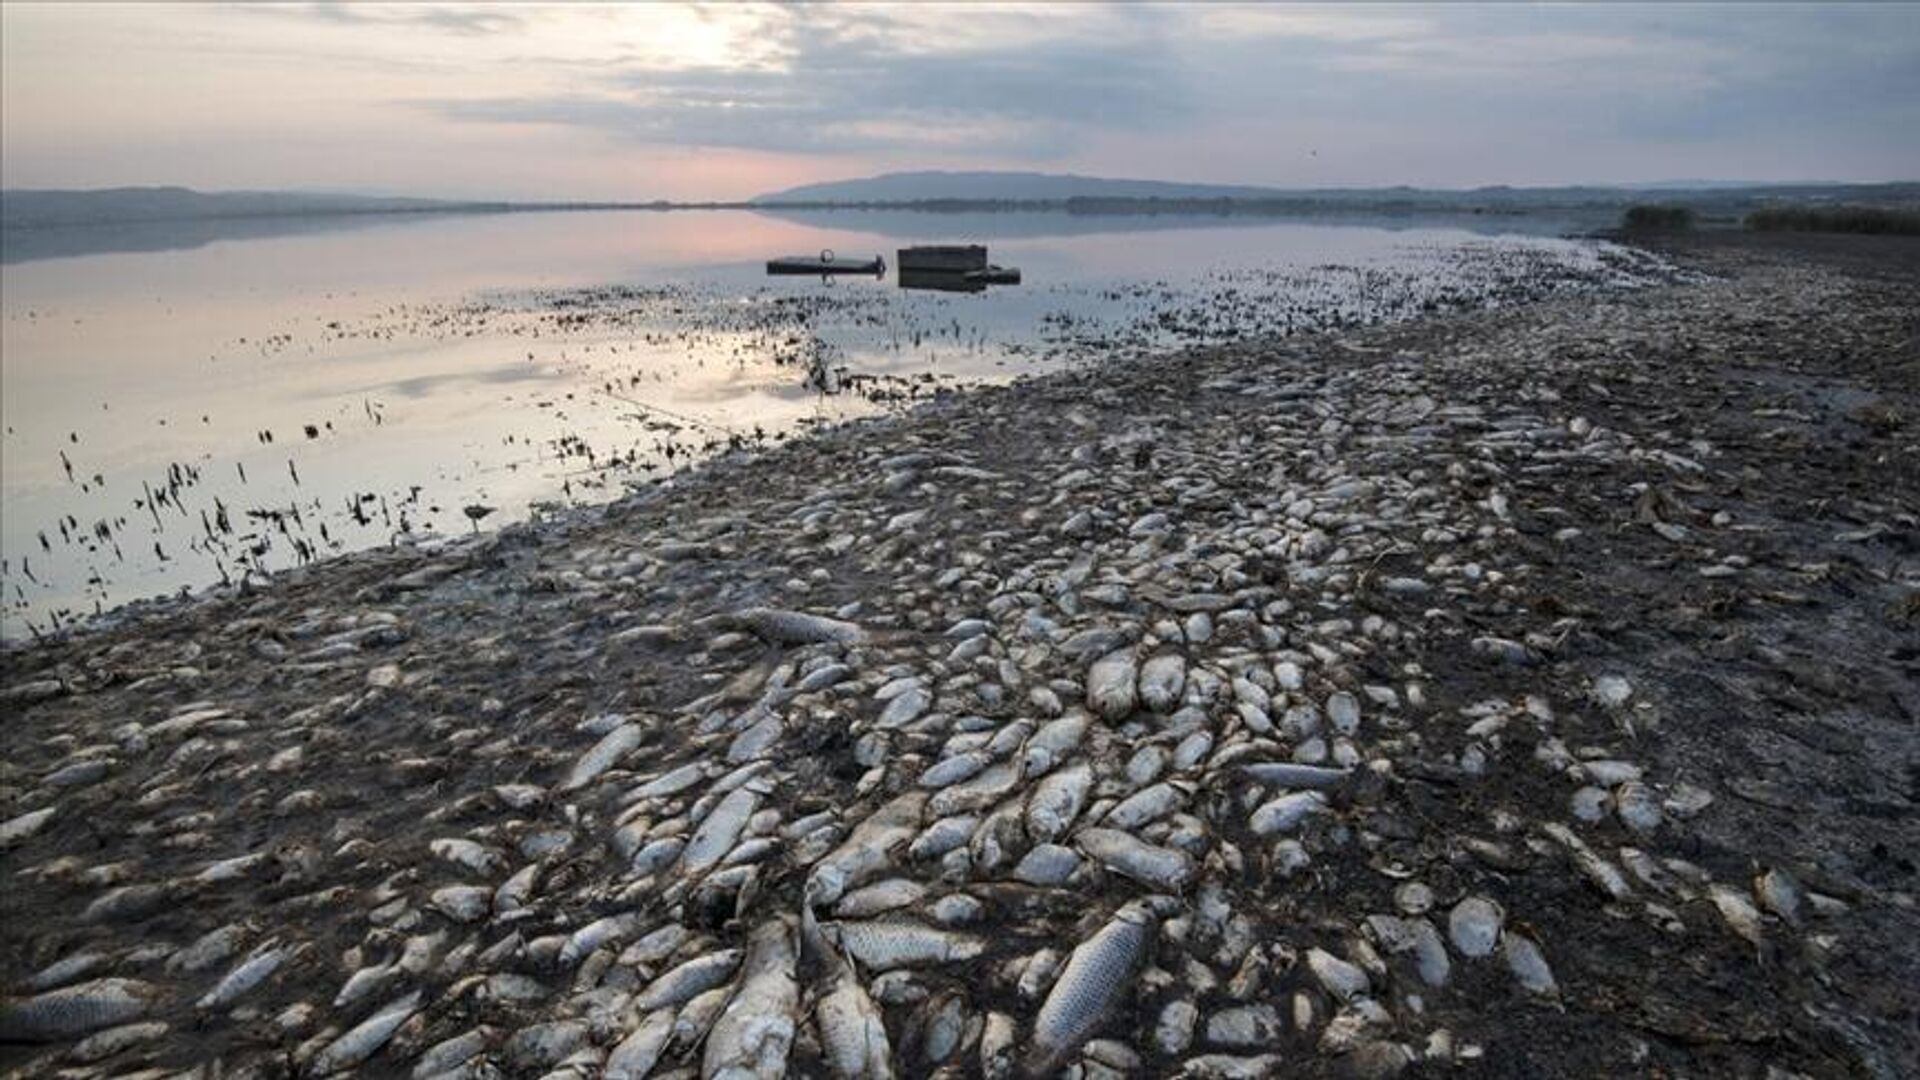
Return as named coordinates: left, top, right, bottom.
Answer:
left=4, top=2, right=1914, bottom=197
left=301, top=2, right=524, bottom=36
left=420, top=4, right=1193, bottom=157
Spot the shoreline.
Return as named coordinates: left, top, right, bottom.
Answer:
left=1, top=234, right=1680, bottom=645
left=2, top=233, right=1916, bottom=1077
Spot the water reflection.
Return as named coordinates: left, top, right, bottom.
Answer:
left=0, top=210, right=490, bottom=265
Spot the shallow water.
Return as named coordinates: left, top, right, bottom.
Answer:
left=1, top=208, right=1665, bottom=635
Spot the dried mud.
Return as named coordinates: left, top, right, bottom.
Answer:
left=2, top=233, right=1915, bottom=1079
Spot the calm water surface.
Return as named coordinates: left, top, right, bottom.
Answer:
left=1, top=209, right=1663, bottom=635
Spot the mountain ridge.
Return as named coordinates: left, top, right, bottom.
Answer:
left=752, top=170, right=1917, bottom=206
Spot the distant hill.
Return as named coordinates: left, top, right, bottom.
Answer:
left=754, top=171, right=1292, bottom=204
left=753, top=171, right=1920, bottom=211
left=1, top=187, right=484, bottom=229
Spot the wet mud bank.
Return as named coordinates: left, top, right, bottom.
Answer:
left=2, top=234, right=1916, bottom=1078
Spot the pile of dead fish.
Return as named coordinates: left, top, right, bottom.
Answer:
left=1, top=253, right=1899, bottom=1079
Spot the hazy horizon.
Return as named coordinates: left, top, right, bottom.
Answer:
left=4, top=3, right=1916, bottom=203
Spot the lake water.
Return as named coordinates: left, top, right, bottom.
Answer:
left=0, top=208, right=1673, bottom=636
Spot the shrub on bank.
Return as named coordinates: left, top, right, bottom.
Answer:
left=1745, top=206, right=1920, bottom=236
left=1621, top=205, right=1695, bottom=232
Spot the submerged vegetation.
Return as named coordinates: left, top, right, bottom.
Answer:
left=1745, top=205, right=1920, bottom=236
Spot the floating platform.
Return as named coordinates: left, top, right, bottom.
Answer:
left=767, top=250, right=885, bottom=276
left=896, top=245, right=1021, bottom=292
left=897, top=244, right=988, bottom=273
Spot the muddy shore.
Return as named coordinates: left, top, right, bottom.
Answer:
left=2, top=233, right=1915, bottom=1078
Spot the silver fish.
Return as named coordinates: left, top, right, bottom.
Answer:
left=634, top=949, right=743, bottom=1011
left=0, top=977, right=160, bottom=1041
left=1102, top=781, right=1186, bottom=830
left=808, top=915, right=896, bottom=1079
left=703, top=917, right=800, bottom=1078
left=1239, top=763, right=1351, bottom=790
left=604, top=1008, right=675, bottom=1080
left=1248, top=791, right=1328, bottom=835
left=309, top=989, right=423, bottom=1074
left=835, top=919, right=985, bottom=971
left=1025, top=762, right=1093, bottom=842
left=198, top=940, right=302, bottom=1010
left=714, top=607, right=866, bottom=645
left=807, top=791, right=928, bottom=906
left=561, top=723, right=643, bottom=792
left=1075, top=828, right=1196, bottom=890
left=1022, top=902, right=1156, bottom=1076
left=1085, top=650, right=1139, bottom=721
left=1021, top=713, right=1090, bottom=778
left=412, top=1028, right=493, bottom=1078
left=1137, top=653, right=1187, bottom=713
left=562, top=913, right=643, bottom=967
left=680, top=788, right=760, bottom=876
left=628, top=762, right=709, bottom=800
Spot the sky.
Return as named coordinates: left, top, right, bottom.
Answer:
left=2, top=2, right=1916, bottom=201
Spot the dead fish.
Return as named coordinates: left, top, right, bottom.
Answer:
left=1138, top=653, right=1187, bottom=712
left=1086, top=649, right=1139, bottom=720
left=680, top=788, right=760, bottom=876
left=1447, top=896, right=1504, bottom=958
left=413, top=1027, right=493, bottom=1078
left=494, top=862, right=544, bottom=916
left=1502, top=931, right=1557, bottom=996
left=909, top=814, right=980, bottom=862
left=1154, top=998, right=1198, bottom=1055
left=69, top=1019, right=170, bottom=1064
left=703, top=917, right=800, bottom=1078
left=309, top=989, right=424, bottom=1074
left=1306, top=948, right=1369, bottom=1001
left=430, top=884, right=493, bottom=923
left=1102, top=781, right=1186, bottom=830
left=198, top=940, right=302, bottom=1009
left=1021, top=902, right=1156, bottom=1076
left=928, top=758, right=1021, bottom=816
left=808, top=918, right=896, bottom=1079
left=836, top=878, right=927, bottom=920
left=920, top=750, right=993, bottom=789
left=1613, top=781, right=1663, bottom=833
left=979, top=1011, right=1017, bottom=1079
left=562, top=723, right=643, bottom=792
left=430, top=837, right=506, bottom=877
left=1178, top=1054, right=1287, bottom=1079
left=908, top=988, right=970, bottom=1065
left=0, top=978, right=160, bottom=1041
left=1075, top=828, right=1196, bottom=890
left=835, top=919, right=984, bottom=971
left=877, top=685, right=932, bottom=729
left=504, top=1019, right=589, bottom=1071
left=630, top=761, right=709, bottom=800
left=1709, top=883, right=1765, bottom=946
left=635, top=949, right=743, bottom=1011
left=1248, top=791, right=1327, bottom=835
left=1325, top=691, right=1361, bottom=735
left=605, top=1008, right=675, bottom=1080
left=26, top=951, right=109, bottom=992
left=969, top=800, right=1027, bottom=874
left=1754, top=867, right=1806, bottom=927
left=1239, top=762, right=1350, bottom=791
left=561, top=913, right=642, bottom=967
left=0, top=806, right=57, bottom=848
left=1364, top=915, right=1449, bottom=988
left=1021, top=713, right=1090, bottom=778
left=808, top=791, right=928, bottom=906
left=712, top=607, right=865, bottom=645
